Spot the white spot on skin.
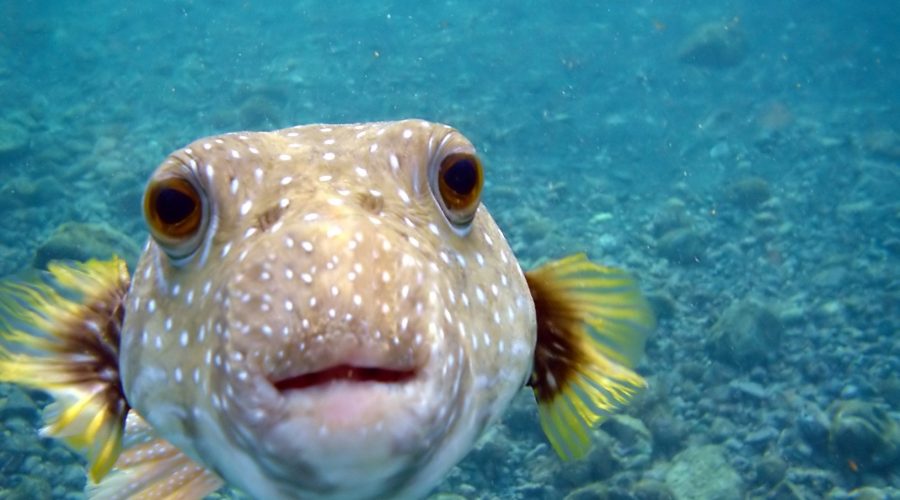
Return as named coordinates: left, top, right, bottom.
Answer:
left=323, top=152, right=336, bottom=161
left=279, top=154, right=292, bottom=161
left=240, top=200, right=252, bottom=216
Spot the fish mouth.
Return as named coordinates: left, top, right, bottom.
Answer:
left=272, top=365, right=418, bottom=392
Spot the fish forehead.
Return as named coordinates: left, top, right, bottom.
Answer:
left=193, top=120, right=441, bottom=204
left=120, top=119, right=537, bottom=497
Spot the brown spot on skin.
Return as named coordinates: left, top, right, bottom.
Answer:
left=525, top=273, right=582, bottom=404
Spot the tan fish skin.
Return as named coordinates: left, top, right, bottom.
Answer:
left=120, top=120, right=537, bottom=499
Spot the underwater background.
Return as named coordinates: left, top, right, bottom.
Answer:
left=1, top=0, right=898, bottom=498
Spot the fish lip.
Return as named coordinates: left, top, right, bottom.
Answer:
left=270, top=364, right=419, bottom=392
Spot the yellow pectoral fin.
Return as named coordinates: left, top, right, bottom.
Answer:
left=0, top=258, right=131, bottom=481
left=526, top=253, right=655, bottom=460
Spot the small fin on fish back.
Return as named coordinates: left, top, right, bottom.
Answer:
left=88, top=412, right=224, bottom=500
left=525, top=253, right=655, bottom=460
left=0, top=258, right=131, bottom=481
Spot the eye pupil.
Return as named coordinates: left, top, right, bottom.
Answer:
left=155, top=187, right=197, bottom=225
left=144, top=175, right=205, bottom=257
left=443, top=159, right=477, bottom=195
left=435, top=152, right=483, bottom=230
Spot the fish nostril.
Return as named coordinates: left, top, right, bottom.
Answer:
left=356, top=192, right=384, bottom=215
left=256, top=203, right=286, bottom=232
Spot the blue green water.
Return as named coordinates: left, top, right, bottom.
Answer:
left=1, top=1, right=898, bottom=498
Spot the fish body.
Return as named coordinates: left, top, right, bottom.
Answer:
left=0, top=120, right=654, bottom=499
left=125, top=120, right=534, bottom=498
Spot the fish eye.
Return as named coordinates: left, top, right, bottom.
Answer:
left=144, top=175, right=207, bottom=259
left=435, top=152, right=483, bottom=229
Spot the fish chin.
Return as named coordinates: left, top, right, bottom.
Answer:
left=221, top=364, right=453, bottom=498
left=275, top=378, right=432, bottom=461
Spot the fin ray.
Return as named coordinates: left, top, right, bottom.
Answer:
left=0, top=258, right=131, bottom=481
left=88, top=412, right=224, bottom=500
left=526, top=253, right=655, bottom=460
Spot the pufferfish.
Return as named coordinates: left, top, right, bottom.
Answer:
left=0, top=119, right=653, bottom=499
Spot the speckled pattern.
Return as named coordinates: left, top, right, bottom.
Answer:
left=122, top=120, right=535, bottom=499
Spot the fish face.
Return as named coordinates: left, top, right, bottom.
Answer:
left=120, top=120, right=536, bottom=499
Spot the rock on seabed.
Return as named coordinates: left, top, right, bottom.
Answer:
left=665, top=444, right=742, bottom=500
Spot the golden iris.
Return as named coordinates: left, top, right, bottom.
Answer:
left=145, top=177, right=203, bottom=240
